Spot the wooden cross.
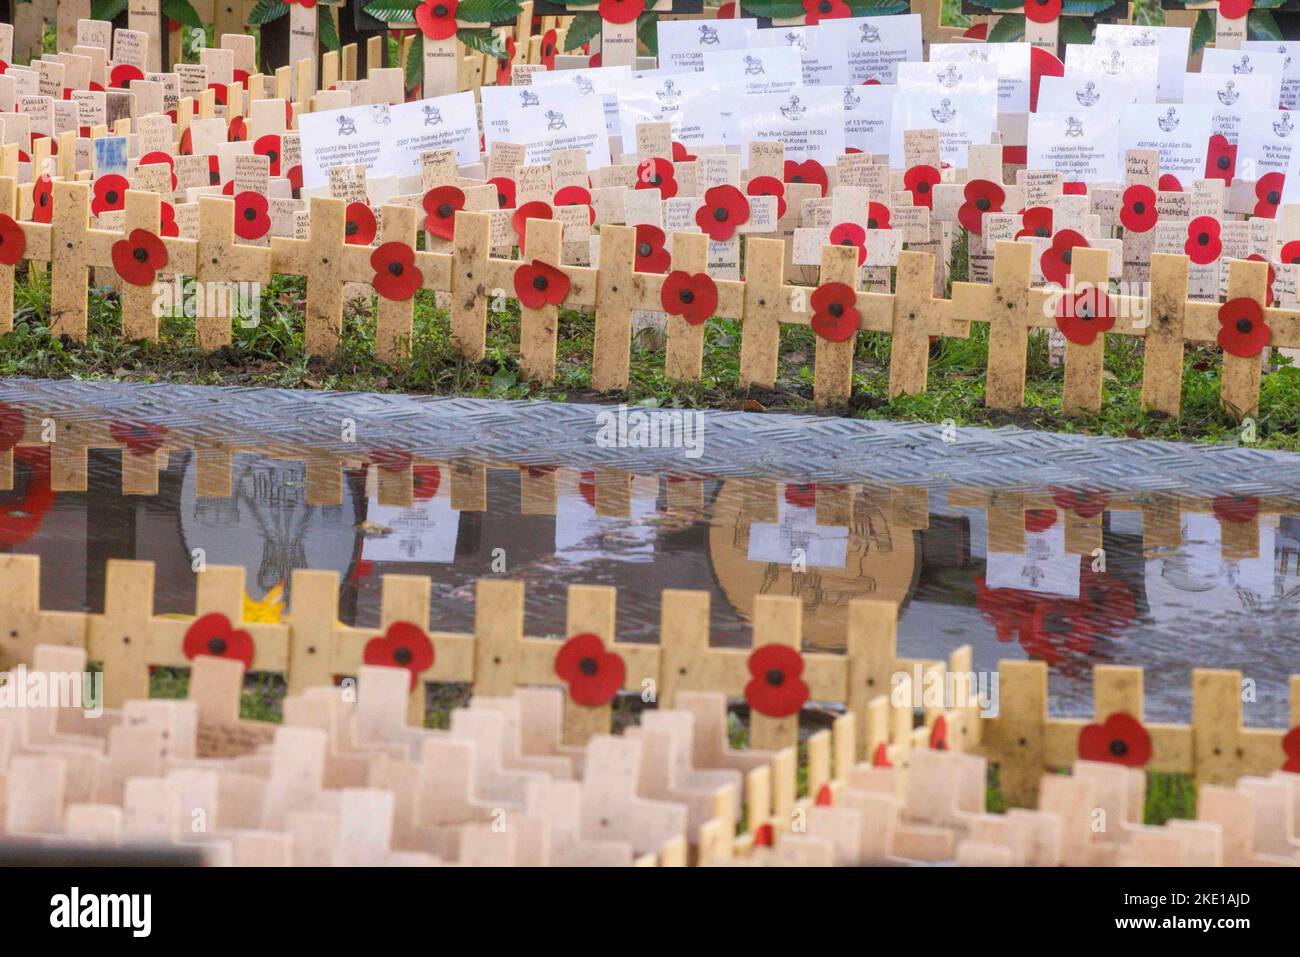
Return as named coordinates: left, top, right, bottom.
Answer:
left=883, top=249, right=968, bottom=398
left=195, top=195, right=272, bottom=350
left=121, top=189, right=198, bottom=341
left=0, top=175, right=51, bottom=336
left=48, top=181, right=119, bottom=340
left=0, top=554, right=87, bottom=674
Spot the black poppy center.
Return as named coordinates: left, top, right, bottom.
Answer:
left=1078, top=302, right=1093, bottom=320
left=916, top=181, right=930, bottom=194
left=1061, top=249, right=1072, bottom=265
left=393, top=647, right=412, bottom=665
left=650, top=174, right=663, bottom=186
left=532, top=275, right=548, bottom=291
left=766, top=668, right=785, bottom=687
left=346, top=221, right=359, bottom=236
left=713, top=207, right=729, bottom=222
left=1108, top=739, right=1128, bottom=758
left=791, top=175, right=805, bottom=183
left=818, top=0, right=832, bottom=10
left=434, top=3, right=449, bottom=15
left=1198, top=231, right=1210, bottom=246
left=438, top=202, right=453, bottom=218
left=498, top=192, right=508, bottom=207
left=1035, top=227, right=1049, bottom=237
left=976, top=197, right=990, bottom=212
left=106, top=190, right=119, bottom=205
left=1236, top=318, right=1254, bottom=334
left=1218, top=155, right=1231, bottom=170
left=839, top=238, right=855, bottom=247
left=207, top=637, right=227, bottom=655
left=1268, top=190, right=1281, bottom=205
left=828, top=302, right=843, bottom=317
left=266, top=150, right=279, bottom=164
left=388, top=262, right=403, bottom=276
left=868, top=218, right=879, bottom=229
left=679, top=289, right=695, bottom=304
left=579, top=657, right=599, bottom=676
left=637, top=242, right=653, bottom=257
left=1132, top=201, right=1146, bottom=215
left=132, top=247, right=148, bottom=262
left=39, top=194, right=49, bottom=207
left=243, top=208, right=257, bottom=221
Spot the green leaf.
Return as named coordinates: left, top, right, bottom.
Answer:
left=361, top=1, right=419, bottom=21
left=1059, top=0, right=1116, bottom=14
left=458, top=27, right=507, bottom=59
left=986, top=12, right=1024, bottom=42
left=1057, top=15, right=1093, bottom=44
left=638, top=12, right=659, bottom=55
left=564, top=12, right=602, bottom=52
left=405, top=30, right=424, bottom=90
left=1247, top=9, right=1283, bottom=41
left=971, top=0, right=1027, bottom=10
left=248, top=0, right=291, bottom=24
left=846, top=0, right=909, bottom=13
left=738, top=0, right=807, bottom=18
left=161, top=0, right=204, bottom=29
left=456, top=0, right=523, bottom=23
left=318, top=5, right=341, bottom=51
left=1191, top=9, right=1214, bottom=53
left=1253, top=0, right=1286, bottom=10
left=90, top=0, right=127, bottom=20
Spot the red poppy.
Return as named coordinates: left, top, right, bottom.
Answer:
left=1016, top=206, right=1052, bottom=240
left=1028, top=46, right=1064, bottom=113
left=695, top=184, right=749, bottom=242
left=554, top=632, right=625, bottom=706
left=588, top=52, right=602, bottom=68
left=227, top=115, right=247, bottom=142
left=1205, top=133, right=1236, bottom=185
left=1025, top=509, right=1057, bottom=533
left=487, top=176, right=516, bottom=209
left=634, top=224, right=671, bottom=274
left=31, top=175, right=53, bottom=224
left=866, top=201, right=891, bottom=231
left=1255, top=171, right=1285, bottom=218
left=540, top=29, right=558, bottom=70
left=1217, top=297, right=1271, bottom=358
left=1049, top=486, right=1107, bottom=518
left=411, top=465, right=441, bottom=501
left=182, top=612, right=255, bottom=671
left=109, top=420, right=168, bottom=456
left=422, top=185, right=465, bottom=240
left=1120, top=184, right=1158, bottom=233
left=746, top=175, right=787, bottom=219
left=599, top=0, right=644, bottom=23
left=802, top=0, right=849, bottom=25
left=1078, top=712, right=1151, bottom=767
left=1062, top=181, right=1087, bottom=195
left=253, top=134, right=282, bottom=176
left=139, top=150, right=178, bottom=190
left=958, top=179, right=1004, bottom=235
left=1040, top=229, right=1088, bottom=286
left=1218, top=0, right=1252, bottom=17
left=783, top=158, right=828, bottom=197
left=91, top=174, right=129, bottom=216
left=671, top=141, right=696, bottom=163
left=903, top=164, right=941, bottom=210
left=752, top=822, right=774, bottom=846
left=635, top=156, right=678, bottom=199
left=496, top=37, right=516, bottom=87
left=1024, top=0, right=1061, bottom=21
left=553, top=185, right=595, bottom=225
left=809, top=282, right=859, bottom=342
left=871, top=742, right=892, bottom=768
left=929, top=715, right=948, bottom=750
left=744, top=644, right=809, bottom=717
left=815, top=783, right=832, bottom=805
left=1281, top=240, right=1300, bottom=265
left=661, top=270, right=717, bottom=325
left=0, top=214, right=25, bottom=266
left=1184, top=216, right=1221, bottom=265
left=1212, top=494, right=1259, bottom=525
left=514, top=259, right=570, bottom=309
left=160, top=202, right=179, bottom=238
left=111, top=228, right=168, bottom=286
left=1246, top=253, right=1276, bottom=307
left=371, top=242, right=423, bottom=301
left=785, top=484, right=816, bottom=508
left=286, top=164, right=303, bottom=197
left=512, top=201, right=553, bottom=253
left=1055, top=284, right=1114, bottom=346
left=828, top=222, right=867, bottom=266
left=364, top=621, right=435, bottom=690
left=344, top=202, right=377, bottom=245
left=233, top=191, right=271, bottom=240
left=717, top=1, right=736, bottom=15
left=109, top=63, right=143, bottom=88
left=1158, top=173, right=1182, bottom=192
left=1282, top=726, right=1300, bottom=773
left=414, top=0, right=458, bottom=41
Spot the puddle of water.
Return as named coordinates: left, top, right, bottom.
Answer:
left=2, top=396, right=1298, bottom=727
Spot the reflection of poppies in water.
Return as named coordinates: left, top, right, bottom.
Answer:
left=0, top=447, right=54, bottom=547
left=975, top=562, right=1137, bottom=668
left=1049, top=486, right=1108, bottom=519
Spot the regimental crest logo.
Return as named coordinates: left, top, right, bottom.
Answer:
left=781, top=95, right=806, bottom=120
left=1275, top=112, right=1295, bottom=138
left=937, top=63, right=961, bottom=87
left=930, top=97, right=956, bottom=124
left=1157, top=106, right=1179, bottom=132
left=743, top=55, right=766, bottom=76
left=1065, top=116, right=1084, bottom=138
left=657, top=80, right=682, bottom=105
left=843, top=86, right=861, bottom=110
left=1133, top=29, right=1157, bottom=47
left=1103, top=50, right=1124, bottom=75
left=966, top=48, right=989, bottom=61
left=784, top=32, right=806, bottom=50
left=1234, top=55, right=1253, bottom=74
left=1278, top=45, right=1292, bottom=70
left=519, top=90, right=540, bottom=107
left=336, top=115, right=357, bottom=136
left=1075, top=81, right=1099, bottom=106
left=422, top=105, right=443, bottom=126
left=576, top=75, right=594, bottom=95
left=698, top=25, right=719, bottom=45
left=860, top=22, right=881, bottom=43
left=545, top=110, right=567, bottom=131
left=1218, top=80, right=1239, bottom=106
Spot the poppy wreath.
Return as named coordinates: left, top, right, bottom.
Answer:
left=1119, top=184, right=1157, bottom=233
left=809, top=282, right=860, bottom=342
left=635, top=157, right=678, bottom=199
left=695, top=185, right=749, bottom=242
left=1184, top=216, right=1222, bottom=265
left=744, top=644, right=809, bottom=718
left=660, top=270, right=718, bottom=326
left=253, top=134, right=283, bottom=177
left=783, top=158, right=829, bottom=197
left=370, top=242, right=423, bottom=301
left=599, top=0, right=644, bottom=24
left=1025, top=0, right=1061, bottom=20
left=91, top=174, right=129, bottom=216
left=423, top=185, right=465, bottom=240
left=1055, top=283, right=1114, bottom=347
left=0, top=213, right=25, bottom=266
left=111, top=229, right=169, bottom=287
left=553, top=185, right=595, bottom=226
left=903, top=164, right=940, bottom=210
left=364, top=621, right=435, bottom=690
left=1217, top=297, right=1271, bottom=358
left=1015, top=206, right=1052, bottom=240
left=1255, top=171, right=1285, bottom=219
left=866, top=201, right=891, bottom=231
left=514, top=259, right=571, bottom=309
left=1077, top=712, right=1152, bottom=767
left=32, top=175, right=54, bottom=224
left=1212, top=494, right=1259, bottom=525
left=828, top=222, right=867, bottom=266
left=634, top=224, right=671, bottom=274
left=109, top=420, right=168, bottom=456
left=957, top=179, right=1004, bottom=235
left=415, top=0, right=458, bottom=40
left=344, top=202, right=378, bottom=245
left=233, top=192, right=271, bottom=241
left=513, top=201, right=554, bottom=253
left=1040, top=229, right=1088, bottom=286
left=1282, top=726, right=1300, bottom=773
left=746, top=175, right=787, bottom=219
left=487, top=176, right=516, bottom=210
left=182, top=612, right=255, bottom=671
left=554, top=632, right=625, bottom=707
left=1205, top=133, right=1236, bottom=185
left=802, top=0, right=850, bottom=26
